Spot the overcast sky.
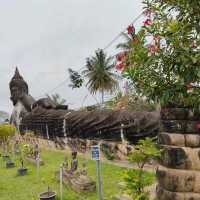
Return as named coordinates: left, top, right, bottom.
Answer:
left=0, top=0, right=143, bottom=114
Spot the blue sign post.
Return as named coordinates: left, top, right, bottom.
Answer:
left=92, top=145, right=103, bottom=200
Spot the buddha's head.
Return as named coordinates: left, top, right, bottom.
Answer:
left=9, top=67, right=28, bottom=105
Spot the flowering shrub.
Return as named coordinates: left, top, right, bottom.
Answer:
left=120, top=0, right=200, bottom=108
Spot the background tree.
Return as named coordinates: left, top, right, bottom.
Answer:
left=120, top=0, right=200, bottom=108
left=68, top=68, right=83, bottom=89
left=46, top=93, right=66, bottom=105
left=82, top=49, right=119, bottom=105
left=0, top=124, right=16, bottom=155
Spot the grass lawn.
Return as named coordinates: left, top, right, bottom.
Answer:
left=0, top=149, right=128, bottom=200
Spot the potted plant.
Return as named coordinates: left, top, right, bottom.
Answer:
left=17, top=144, right=29, bottom=176
left=39, top=179, right=56, bottom=200
left=6, top=156, right=15, bottom=168
left=17, top=158, right=27, bottom=175
left=39, top=186, right=56, bottom=200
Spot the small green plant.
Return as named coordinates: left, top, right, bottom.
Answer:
left=101, top=144, right=115, bottom=160
left=123, top=137, right=161, bottom=200
left=103, top=148, right=115, bottom=160
left=17, top=144, right=30, bottom=168
left=40, top=176, right=56, bottom=198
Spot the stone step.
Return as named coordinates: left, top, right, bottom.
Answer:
left=160, top=145, right=200, bottom=170
left=157, top=166, right=200, bottom=192
left=161, top=107, right=200, bottom=121
left=161, top=120, right=200, bottom=133
left=156, top=185, right=200, bottom=200
left=158, top=133, right=200, bottom=147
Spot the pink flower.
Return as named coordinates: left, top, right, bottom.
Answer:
left=196, top=122, right=200, bottom=129
left=186, top=82, right=193, bottom=93
left=147, top=44, right=158, bottom=55
left=116, top=54, right=123, bottom=62
left=191, top=40, right=197, bottom=49
left=116, top=52, right=126, bottom=62
left=143, top=18, right=152, bottom=26
left=127, top=24, right=135, bottom=34
left=186, top=82, right=193, bottom=90
left=115, top=62, right=125, bottom=70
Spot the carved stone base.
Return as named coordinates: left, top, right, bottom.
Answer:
left=157, top=185, right=200, bottom=200
left=25, top=156, right=44, bottom=166
left=55, top=170, right=96, bottom=193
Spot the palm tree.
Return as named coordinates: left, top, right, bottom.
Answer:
left=82, top=49, right=119, bottom=105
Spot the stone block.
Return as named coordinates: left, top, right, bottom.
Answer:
left=156, top=166, right=196, bottom=192
left=158, top=133, right=185, bottom=146
left=161, top=107, right=188, bottom=120
left=161, top=145, right=200, bottom=170
left=156, top=185, right=200, bottom=200
left=161, top=120, right=200, bottom=133
left=185, top=134, right=200, bottom=147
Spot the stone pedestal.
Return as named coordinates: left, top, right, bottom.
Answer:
left=157, top=107, right=200, bottom=200
left=55, top=170, right=96, bottom=193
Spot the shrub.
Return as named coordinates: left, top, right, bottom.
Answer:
left=123, top=137, right=161, bottom=200
left=120, top=0, right=200, bottom=108
left=101, top=144, right=115, bottom=160
left=0, top=124, right=16, bottom=154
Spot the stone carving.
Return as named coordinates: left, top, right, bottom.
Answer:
left=70, top=151, right=78, bottom=172
left=9, top=68, right=159, bottom=143
left=63, top=155, right=69, bottom=170
left=25, top=144, right=44, bottom=166
left=56, top=151, right=96, bottom=192
left=13, top=140, right=20, bottom=155
left=34, top=144, right=39, bottom=159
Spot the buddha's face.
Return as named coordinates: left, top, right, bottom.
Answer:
left=10, top=86, right=24, bottom=105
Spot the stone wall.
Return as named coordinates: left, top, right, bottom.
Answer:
left=19, top=135, right=131, bottom=160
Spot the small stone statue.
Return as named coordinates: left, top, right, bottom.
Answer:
left=81, top=161, right=88, bottom=176
left=70, top=151, right=78, bottom=172
left=13, top=140, right=20, bottom=155
left=55, top=151, right=96, bottom=192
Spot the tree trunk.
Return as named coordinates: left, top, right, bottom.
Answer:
left=101, top=89, right=104, bottom=107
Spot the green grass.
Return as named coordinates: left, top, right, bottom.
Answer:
left=0, top=149, right=127, bottom=200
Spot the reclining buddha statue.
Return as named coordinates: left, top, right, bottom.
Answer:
left=9, top=68, right=159, bottom=143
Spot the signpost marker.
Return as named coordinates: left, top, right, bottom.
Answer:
left=36, top=154, right=40, bottom=178
left=91, top=145, right=103, bottom=200
left=60, top=164, right=63, bottom=200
